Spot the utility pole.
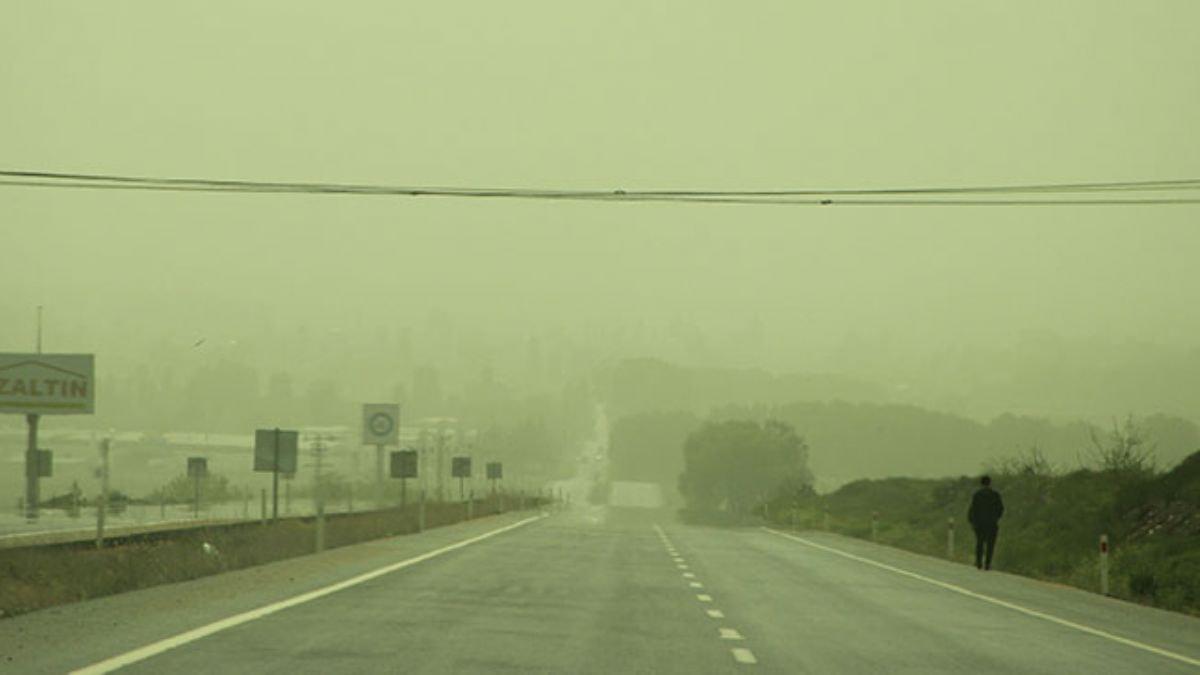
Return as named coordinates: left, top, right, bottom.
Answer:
left=436, top=426, right=446, bottom=502
left=312, top=435, right=327, bottom=552
left=24, top=307, right=44, bottom=521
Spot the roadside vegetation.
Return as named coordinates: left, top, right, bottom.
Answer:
left=759, top=418, right=1200, bottom=616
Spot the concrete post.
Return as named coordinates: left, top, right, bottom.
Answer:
left=260, top=488, right=267, bottom=524
left=467, top=489, right=474, bottom=520
left=871, top=511, right=879, bottom=542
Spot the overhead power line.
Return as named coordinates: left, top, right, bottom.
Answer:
left=2, top=169, right=1200, bottom=206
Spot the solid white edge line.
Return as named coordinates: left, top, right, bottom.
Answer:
left=762, top=527, right=1200, bottom=669
left=69, top=515, right=547, bottom=674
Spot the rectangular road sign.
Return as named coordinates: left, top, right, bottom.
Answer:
left=0, top=353, right=95, bottom=415
left=362, top=403, right=400, bottom=446
left=451, top=456, right=471, bottom=478
left=486, top=462, right=502, bottom=480
left=187, top=456, right=208, bottom=478
left=390, top=449, right=418, bottom=479
left=253, top=429, right=298, bottom=473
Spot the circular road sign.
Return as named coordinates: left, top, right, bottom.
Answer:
left=369, top=412, right=395, bottom=437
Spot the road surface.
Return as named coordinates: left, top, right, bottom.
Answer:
left=1, top=506, right=1197, bottom=674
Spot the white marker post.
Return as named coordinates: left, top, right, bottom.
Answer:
left=947, top=517, right=955, bottom=560
left=823, top=506, right=830, bottom=531
left=1100, top=534, right=1110, bottom=596
left=871, top=511, right=879, bottom=542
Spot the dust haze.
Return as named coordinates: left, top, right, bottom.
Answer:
left=4, top=1, right=1200, bottom=481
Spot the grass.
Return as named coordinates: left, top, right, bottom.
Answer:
left=0, top=494, right=544, bottom=618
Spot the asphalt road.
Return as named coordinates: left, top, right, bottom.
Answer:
left=2, top=505, right=1198, bottom=674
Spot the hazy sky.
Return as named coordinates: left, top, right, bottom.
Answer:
left=4, top=1, right=1200, bottom=374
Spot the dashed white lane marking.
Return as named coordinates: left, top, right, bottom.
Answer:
left=683, top=572, right=696, bottom=578
left=763, top=527, right=1200, bottom=670
left=71, top=515, right=548, bottom=675
left=689, top=581, right=704, bottom=588
left=697, top=594, right=713, bottom=602
left=677, top=564, right=689, bottom=570
left=672, top=557, right=684, bottom=563
left=719, top=628, right=745, bottom=640
left=706, top=609, right=725, bottom=619
left=731, top=647, right=758, bottom=664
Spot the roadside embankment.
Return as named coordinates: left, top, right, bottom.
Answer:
left=0, top=494, right=545, bottom=618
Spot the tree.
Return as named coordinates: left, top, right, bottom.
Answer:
left=678, top=419, right=813, bottom=514
left=1086, top=415, right=1157, bottom=476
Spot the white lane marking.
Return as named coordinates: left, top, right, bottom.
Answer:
left=697, top=594, right=713, bottom=602
left=683, top=572, right=696, bottom=578
left=763, top=527, right=1200, bottom=669
left=70, top=516, right=547, bottom=675
left=689, top=581, right=704, bottom=588
left=719, top=627, right=745, bottom=640
left=672, top=557, right=685, bottom=563
left=707, top=609, right=725, bottom=618
left=677, top=564, right=689, bottom=570
left=731, top=647, right=758, bottom=664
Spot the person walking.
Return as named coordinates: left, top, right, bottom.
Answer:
left=968, top=475, right=1004, bottom=570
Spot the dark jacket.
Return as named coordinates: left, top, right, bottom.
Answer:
left=968, top=486, right=1004, bottom=528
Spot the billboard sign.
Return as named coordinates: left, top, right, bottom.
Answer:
left=0, top=353, right=94, bottom=415
left=451, top=456, right=471, bottom=478
left=187, top=456, right=208, bottom=479
left=254, top=429, right=298, bottom=473
left=486, top=462, right=502, bottom=480
left=390, top=449, right=418, bottom=479
left=362, top=403, right=400, bottom=446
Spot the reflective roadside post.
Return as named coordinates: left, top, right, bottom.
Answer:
left=823, top=505, right=830, bottom=531
left=947, top=517, right=956, bottom=560
left=871, top=511, right=879, bottom=542
left=1100, top=534, right=1110, bottom=596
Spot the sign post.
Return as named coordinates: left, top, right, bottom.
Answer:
left=254, top=428, right=298, bottom=522
left=452, top=456, right=472, bottom=501
left=96, top=437, right=110, bottom=548
left=390, top=449, right=418, bottom=508
left=1, top=353, right=95, bottom=521
left=187, top=457, right=208, bottom=519
left=486, top=462, right=502, bottom=496
left=362, top=404, right=400, bottom=507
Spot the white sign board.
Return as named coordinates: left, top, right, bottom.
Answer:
left=0, top=353, right=95, bottom=415
left=362, top=403, right=400, bottom=446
